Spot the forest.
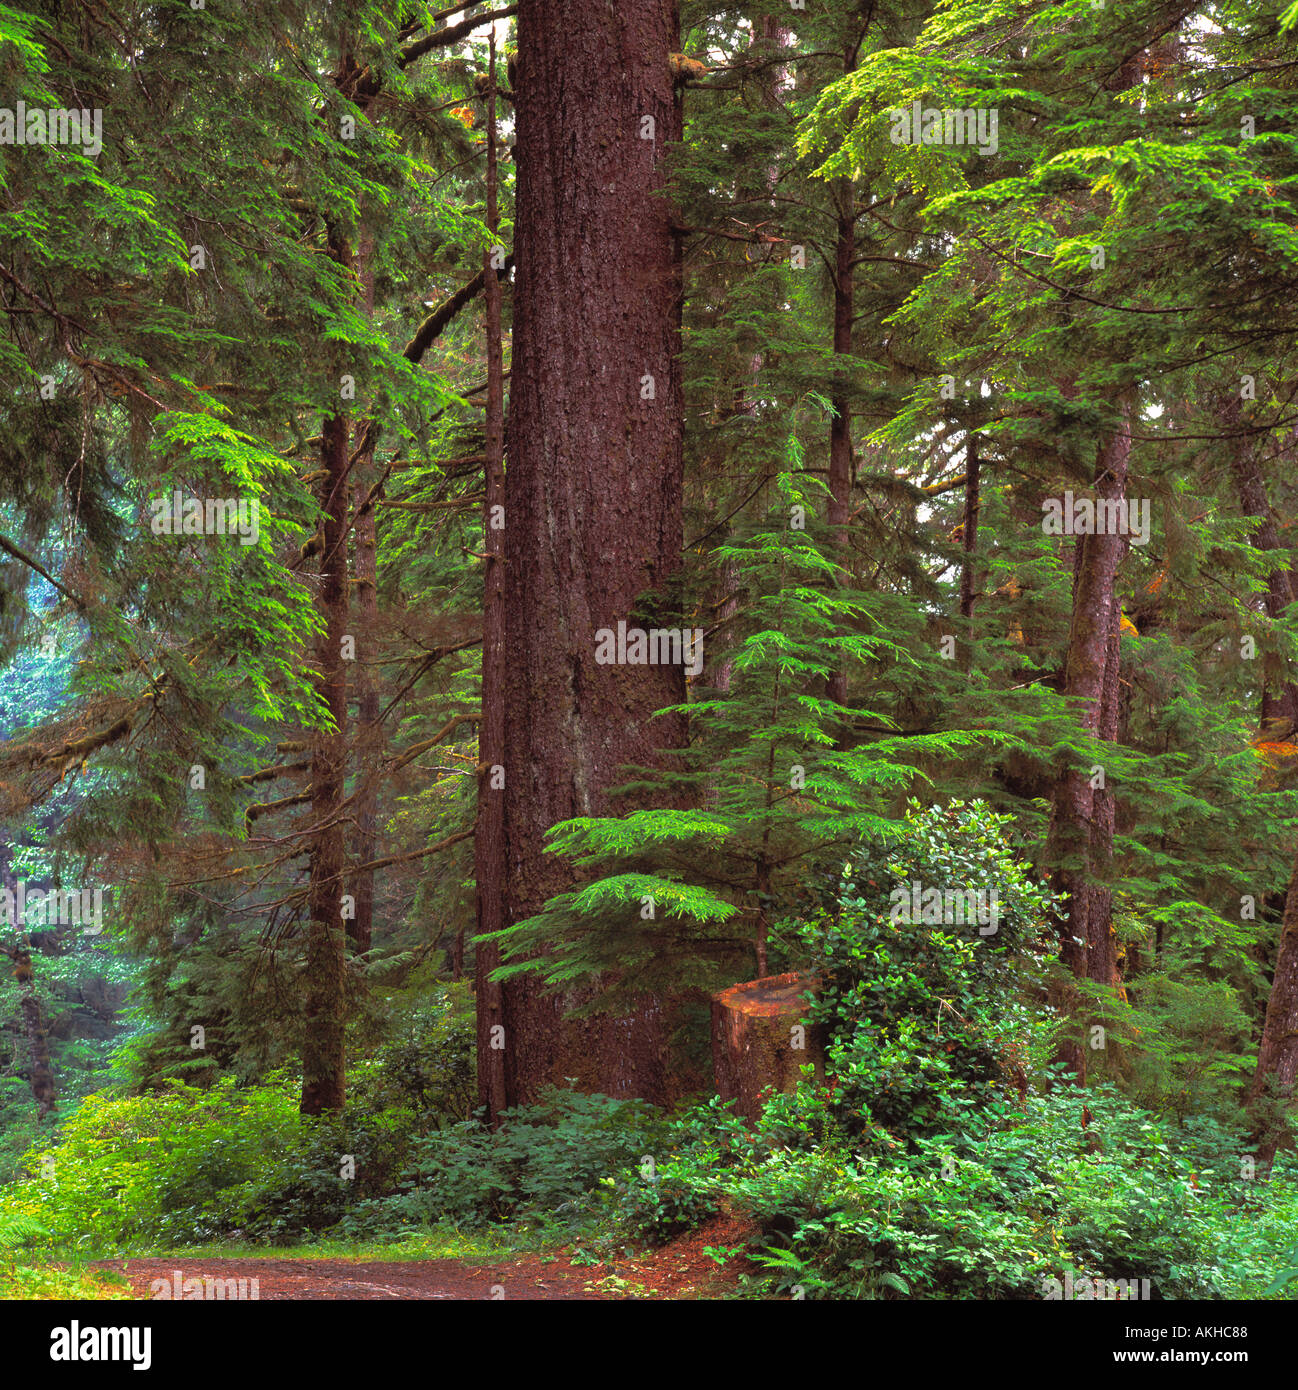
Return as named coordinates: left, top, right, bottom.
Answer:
left=0, top=0, right=1296, bottom=1328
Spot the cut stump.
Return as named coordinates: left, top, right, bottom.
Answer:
left=711, top=972, right=824, bottom=1123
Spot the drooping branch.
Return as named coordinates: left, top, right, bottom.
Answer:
left=351, top=828, right=475, bottom=876
left=42, top=716, right=134, bottom=774
left=0, top=532, right=86, bottom=609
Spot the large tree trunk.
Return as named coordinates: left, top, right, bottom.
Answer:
left=1, top=840, right=55, bottom=1117
left=1046, top=394, right=1133, bottom=1071
left=301, top=238, right=351, bottom=1113
left=15, top=949, right=57, bottom=1117
left=350, top=230, right=379, bottom=959
left=1250, top=849, right=1298, bottom=1168
left=475, top=35, right=510, bottom=1122
left=491, top=0, right=688, bottom=1111
left=1233, top=402, right=1298, bottom=1167
left=1085, top=591, right=1123, bottom=987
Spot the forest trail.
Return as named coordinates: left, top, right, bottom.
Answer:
left=90, top=1255, right=606, bottom=1300
left=88, top=1217, right=752, bottom=1300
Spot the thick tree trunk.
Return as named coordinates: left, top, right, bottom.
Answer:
left=1231, top=409, right=1298, bottom=1166
left=350, top=462, right=379, bottom=959
left=1250, top=849, right=1298, bottom=1167
left=492, top=0, right=688, bottom=1109
left=712, top=972, right=823, bottom=1123
left=1045, top=55, right=1145, bottom=1042
left=350, top=231, right=379, bottom=959
left=1087, top=576, right=1124, bottom=990
left=15, top=950, right=56, bottom=1117
left=1047, top=394, right=1133, bottom=1070
left=301, top=250, right=351, bottom=1113
left=475, top=35, right=510, bottom=1122
left=1, top=844, right=56, bottom=1116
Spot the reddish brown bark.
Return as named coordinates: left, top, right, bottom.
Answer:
left=350, top=231, right=379, bottom=959
left=491, top=0, right=688, bottom=1109
left=1087, top=578, right=1123, bottom=991
left=15, top=949, right=56, bottom=1117
left=825, top=172, right=856, bottom=713
left=301, top=252, right=351, bottom=1113
left=1046, top=394, right=1133, bottom=1069
left=475, top=33, right=509, bottom=1122
left=1250, top=850, right=1298, bottom=1167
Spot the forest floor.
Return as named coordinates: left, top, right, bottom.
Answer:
left=86, top=1215, right=755, bottom=1300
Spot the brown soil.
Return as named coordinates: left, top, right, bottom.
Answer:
left=91, top=1216, right=758, bottom=1301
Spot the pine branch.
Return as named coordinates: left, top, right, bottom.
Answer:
left=0, top=533, right=85, bottom=609
left=399, top=7, right=519, bottom=67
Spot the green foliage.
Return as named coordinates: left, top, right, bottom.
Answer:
left=0, top=1072, right=417, bottom=1249
left=798, top=799, right=1057, bottom=1141
left=484, top=469, right=992, bottom=1015
left=0, top=1077, right=305, bottom=1250
left=348, top=1089, right=668, bottom=1239
left=365, top=985, right=476, bottom=1123
left=606, top=1077, right=1298, bottom=1301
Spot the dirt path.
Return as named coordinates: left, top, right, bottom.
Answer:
left=92, top=1254, right=605, bottom=1300
left=91, top=1215, right=755, bottom=1301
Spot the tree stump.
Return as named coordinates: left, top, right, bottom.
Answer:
left=711, top=972, right=823, bottom=1123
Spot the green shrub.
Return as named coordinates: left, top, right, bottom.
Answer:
left=795, top=799, right=1058, bottom=1145
left=0, top=1076, right=305, bottom=1250
left=593, top=804, right=1298, bottom=1300
left=347, top=1088, right=667, bottom=1238
left=367, top=985, right=476, bottom=1123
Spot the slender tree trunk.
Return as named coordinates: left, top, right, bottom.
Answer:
left=703, top=15, right=788, bottom=703
left=1229, top=409, right=1298, bottom=729
left=958, top=431, right=980, bottom=671
left=492, top=0, right=688, bottom=1109
left=825, top=167, right=856, bottom=712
